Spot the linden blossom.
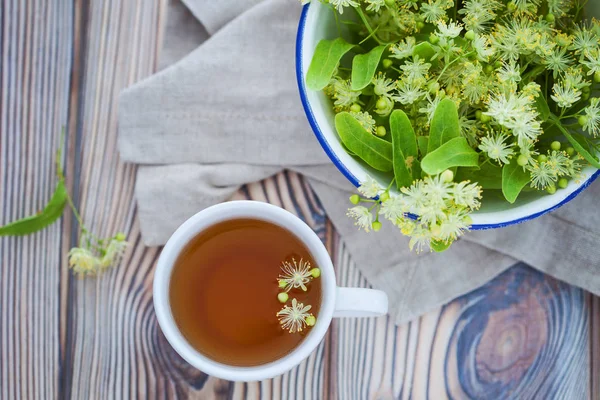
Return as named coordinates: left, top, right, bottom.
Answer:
left=277, top=258, right=321, bottom=292
left=304, top=0, right=600, bottom=252
left=276, top=298, right=315, bottom=334
left=276, top=258, right=321, bottom=334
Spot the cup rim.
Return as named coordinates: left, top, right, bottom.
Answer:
left=295, top=2, right=600, bottom=231
left=153, top=200, right=337, bottom=381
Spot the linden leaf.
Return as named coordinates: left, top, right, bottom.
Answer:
left=335, top=112, right=393, bottom=171
left=428, top=98, right=460, bottom=154
left=457, top=163, right=503, bottom=189
left=421, top=137, right=480, bottom=176
left=0, top=178, right=67, bottom=236
left=412, top=42, right=435, bottom=61
left=351, top=45, right=387, bottom=90
left=390, top=110, right=418, bottom=188
left=502, top=158, right=531, bottom=204
left=306, top=38, right=355, bottom=91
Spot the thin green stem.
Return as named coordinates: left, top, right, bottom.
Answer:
left=436, top=51, right=476, bottom=83
left=560, top=114, right=578, bottom=120
left=354, top=7, right=384, bottom=45
left=386, top=178, right=396, bottom=190
left=574, top=0, right=589, bottom=21
left=56, top=128, right=103, bottom=246
left=332, top=4, right=342, bottom=37
left=359, top=24, right=382, bottom=45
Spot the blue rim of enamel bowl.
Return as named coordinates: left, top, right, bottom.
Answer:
left=295, top=3, right=600, bottom=230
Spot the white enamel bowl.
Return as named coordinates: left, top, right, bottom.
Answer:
left=295, top=2, right=600, bottom=229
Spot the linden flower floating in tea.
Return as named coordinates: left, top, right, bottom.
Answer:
left=277, top=258, right=321, bottom=292
left=303, top=0, right=600, bottom=253
left=277, top=298, right=317, bottom=333
left=276, top=257, right=321, bottom=333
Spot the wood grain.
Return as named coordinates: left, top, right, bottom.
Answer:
left=1, top=1, right=73, bottom=399
left=1, top=0, right=599, bottom=399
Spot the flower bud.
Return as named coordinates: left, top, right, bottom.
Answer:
left=376, top=97, right=389, bottom=110
left=441, top=169, right=454, bottom=183
left=277, top=292, right=289, bottom=303
left=428, top=81, right=440, bottom=93
left=558, top=178, right=569, bottom=189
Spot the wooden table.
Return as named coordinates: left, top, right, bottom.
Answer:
left=1, top=1, right=598, bottom=399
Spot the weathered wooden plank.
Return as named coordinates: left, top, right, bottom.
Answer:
left=63, top=1, right=168, bottom=400
left=0, top=1, right=73, bottom=399
left=331, top=257, right=590, bottom=400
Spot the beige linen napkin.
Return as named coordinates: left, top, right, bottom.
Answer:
left=118, top=0, right=600, bottom=324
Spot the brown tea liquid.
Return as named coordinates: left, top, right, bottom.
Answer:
left=169, top=218, right=322, bottom=366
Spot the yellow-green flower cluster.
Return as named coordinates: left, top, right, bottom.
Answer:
left=68, top=233, right=128, bottom=276
left=348, top=173, right=482, bottom=252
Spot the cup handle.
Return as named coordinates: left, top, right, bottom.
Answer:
left=333, top=287, right=389, bottom=318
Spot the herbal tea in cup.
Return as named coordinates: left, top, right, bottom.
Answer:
left=169, top=218, right=322, bottom=366
left=154, top=201, right=388, bottom=381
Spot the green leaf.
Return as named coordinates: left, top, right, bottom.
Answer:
left=412, top=42, right=435, bottom=61
left=390, top=110, right=418, bottom=160
left=421, top=137, right=479, bottom=176
left=427, top=98, right=460, bottom=154
left=390, top=110, right=418, bottom=188
left=351, top=45, right=386, bottom=90
left=553, top=119, right=600, bottom=168
left=431, top=240, right=451, bottom=252
left=456, top=163, right=503, bottom=189
left=335, top=112, right=393, bottom=171
left=501, top=158, right=531, bottom=204
left=417, top=136, right=429, bottom=156
left=306, top=38, right=355, bottom=91
left=0, top=179, right=68, bottom=236
left=534, top=95, right=551, bottom=122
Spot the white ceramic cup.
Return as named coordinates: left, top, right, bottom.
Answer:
left=153, top=200, right=388, bottom=381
